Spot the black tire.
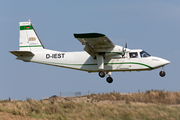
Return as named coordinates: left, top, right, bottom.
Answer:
left=106, top=77, right=113, bottom=83
left=159, top=71, right=166, bottom=77
left=99, top=71, right=105, bottom=78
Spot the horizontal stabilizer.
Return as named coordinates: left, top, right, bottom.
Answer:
left=10, top=51, right=34, bottom=57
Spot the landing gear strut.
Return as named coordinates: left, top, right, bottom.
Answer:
left=159, top=67, right=166, bottom=77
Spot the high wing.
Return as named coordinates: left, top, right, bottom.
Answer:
left=74, top=33, right=115, bottom=57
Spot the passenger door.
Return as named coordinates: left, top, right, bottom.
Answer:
left=128, top=52, right=141, bottom=70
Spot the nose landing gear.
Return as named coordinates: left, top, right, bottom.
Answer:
left=159, top=71, right=166, bottom=77
left=159, top=67, right=166, bottom=77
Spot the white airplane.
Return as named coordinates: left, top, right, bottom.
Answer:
left=10, top=21, right=170, bottom=83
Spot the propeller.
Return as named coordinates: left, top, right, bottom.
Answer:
left=122, top=42, right=127, bottom=57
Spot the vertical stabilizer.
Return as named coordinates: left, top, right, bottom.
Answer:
left=19, top=21, right=44, bottom=52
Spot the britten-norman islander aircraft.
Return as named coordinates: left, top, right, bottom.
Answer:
left=10, top=20, right=170, bottom=83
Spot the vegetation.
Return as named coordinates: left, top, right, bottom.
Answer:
left=0, top=90, right=180, bottom=120
left=87, top=89, right=180, bottom=104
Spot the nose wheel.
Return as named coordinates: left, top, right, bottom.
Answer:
left=159, top=67, right=166, bottom=77
left=159, top=71, right=166, bottom=77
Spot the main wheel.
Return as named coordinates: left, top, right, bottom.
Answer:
left=99, top=71, right=105, bottom=78
left=106, top=77, right=113, bottom=83
left=159, top=71, right=166, bottom=77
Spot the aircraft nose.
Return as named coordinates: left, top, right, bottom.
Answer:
left=161, top=59, right=170, bottom=66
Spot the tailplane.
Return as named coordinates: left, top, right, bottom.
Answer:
left=19, top=20, right=44, bottom=52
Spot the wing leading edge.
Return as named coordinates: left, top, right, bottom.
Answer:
left=74, top=33, right=115, bottom=57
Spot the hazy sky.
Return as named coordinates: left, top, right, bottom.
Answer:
left=1, top=1, right=180, bottom=100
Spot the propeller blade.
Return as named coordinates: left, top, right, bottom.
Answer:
left=125, top=42, right=127, bottom=48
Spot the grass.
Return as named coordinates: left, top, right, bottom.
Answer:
left=87, top=90, right=180, bottom=104
left=0, top=90, right=180, bottom=120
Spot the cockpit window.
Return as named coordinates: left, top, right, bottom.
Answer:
left=140, top=51, right=151, bottom=57
left=129, top=52, right=138, bottom=58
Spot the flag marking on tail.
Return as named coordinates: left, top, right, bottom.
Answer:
left=20, top=25, right=33, bottom=30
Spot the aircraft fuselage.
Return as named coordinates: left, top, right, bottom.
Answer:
left=18, top=49, right=169, bottom=73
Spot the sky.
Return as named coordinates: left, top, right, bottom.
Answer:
left=0, top=0, right=180, bottom=100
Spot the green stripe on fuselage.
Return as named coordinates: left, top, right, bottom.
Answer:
left=34, top=60, right=152, bottom=69
left=20, top=45, right=42, bottom=48
left=105, top=62, right=152, bottom=69
left=105, top=52, right=122, bottom=55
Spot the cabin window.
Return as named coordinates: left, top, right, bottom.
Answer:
left=129, top=52, right=138, bottom=58
left=140, top=51, right=151, bottom=57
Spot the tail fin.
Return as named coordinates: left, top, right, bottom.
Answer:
left=19, top=21, right=44, bottom=52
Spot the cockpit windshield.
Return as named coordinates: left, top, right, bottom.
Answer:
left=140, top=51, right=151, bottom=57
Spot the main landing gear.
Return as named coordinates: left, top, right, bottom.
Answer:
left=97, top=54, right=113, bottom=83
left=106, top=76, right=113, bottom=83
left=98, top=71, right=113, bottom=83
left=159, top=67, right=166, bottom=77
left=99, top=70, right=105, bottom=78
